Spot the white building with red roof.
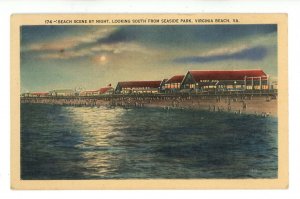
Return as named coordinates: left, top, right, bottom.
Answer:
left=165, top=75, right=185, bottom=93
left=27, top=92, right=49, bottom=97
left=181, top=69, right=269, bottom=92
left=80, top=85, right=114, bottom=96
left=115, top=81, right=164, bottom=94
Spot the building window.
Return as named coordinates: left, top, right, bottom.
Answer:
left=262, top=85, right=269, bottom=90
left=254, top=85, right=261, bottom=90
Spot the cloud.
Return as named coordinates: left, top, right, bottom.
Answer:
left=98, top=27, right=136, bottom=44
left=38, top=48, right=94, bottom=60
left=22, top=27, right=118, bottom=52
left=90, top=42, right=151, bottom=54
left=21, top=25, right=275, bottom=63
left=38, top=42, right=152, bottom=60
left=174, top=45, right=268, bottom=64
left=22, top=26, right=155, bottom=61
left=97, top=25, right=277, bottom=46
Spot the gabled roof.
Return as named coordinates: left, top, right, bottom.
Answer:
left=188, top=69, right=267, bottom=81
left=81, top=86, right=113, bottom=94
left=99, top=87, right=113, bottom=94
left=117, top=81, right=162, bottom=88
left=166, top=75, right=185, bottom=84
left=30, top=92, right=49, bottom=95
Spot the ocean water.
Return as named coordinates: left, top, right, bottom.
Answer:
left=21, top=104, right=278, bottom=179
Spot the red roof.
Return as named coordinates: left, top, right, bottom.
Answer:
left=81, top=86, right=113, bottom=94
left=118, top=81, right=162, bottom=88
left=188, top=70, right=267, bottom=81
left=99, top=87, right=113, bottom=94
left=30, top=92, right=49, bottom=95
left=166, top=75, right=185, bottom=84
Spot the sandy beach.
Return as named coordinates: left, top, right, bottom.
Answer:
left=21, top=94, right=277, bottom=117
left=143, top=96, right=277, bottom=117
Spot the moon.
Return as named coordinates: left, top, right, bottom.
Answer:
left=100, top=55, right=106, bottom=62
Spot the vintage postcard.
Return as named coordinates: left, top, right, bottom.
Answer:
left=11, top=14, right=288, bottom=189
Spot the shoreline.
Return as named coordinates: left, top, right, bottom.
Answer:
left=21, top=95, right=277, bottom=117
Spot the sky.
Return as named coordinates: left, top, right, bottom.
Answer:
left=20, top=24, right=277, bottom=92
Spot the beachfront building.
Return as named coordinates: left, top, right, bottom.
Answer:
left=79, top=89, right=100, bottom=96
left=165, top=75, right=184, bottom=93
left=49, top=89, right=76, bottom=97
left=270, top=81, right=278, bottom=91
left=99, top=86, right=114, bottom=95
left=115, top=81, right=163, bottom=94
left=25, top=92, right=49, bottom=97
left=80, top=86, right=114, bottom=96
left=180, top=69, right=269, bottom=93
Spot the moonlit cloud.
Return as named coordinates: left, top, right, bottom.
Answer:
left=38, top=48, right=94, bottom=60
left=23, top=26, right=152, bottom=61
left=22, top=27, right=118, bottom=52
left=174, top=46, right=268, bottom=63
left=198, top=44, right=256, bottom=57
left=35, top=41, right=152, bottom=60
left=90, top=42, right=151, bottom=54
